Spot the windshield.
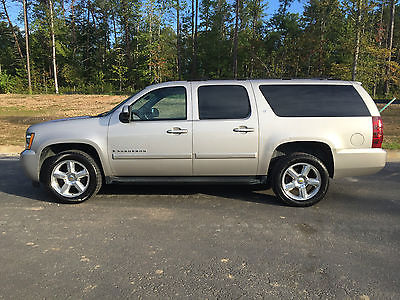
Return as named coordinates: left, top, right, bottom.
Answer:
left=97, top=93, right=137, bottom=117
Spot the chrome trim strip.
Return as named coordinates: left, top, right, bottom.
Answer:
left=195, top=153, right=257, bottom=159
left=113, top=153, right=193, bottom=160
left=106, top=176, right=264, bottom=185
left=113, top=153, right=256, bottom=159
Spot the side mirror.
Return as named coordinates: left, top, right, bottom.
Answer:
left=119, top=105, right=130, bottom=123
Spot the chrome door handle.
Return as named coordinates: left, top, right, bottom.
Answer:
left=167, top=127, right=188, bottom=134
left=233, top=126, right=254, bottom=133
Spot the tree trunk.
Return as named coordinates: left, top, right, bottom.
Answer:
left=373, top=0, right=385, bottom=98
left=70, top=0, right=77, bottom=60
left=190, top=0, right=194, bottom=78
left=86, top=0, right=90, bottom=65
left=112, top=9, right=117, bottom=46
left=22, top=0, right=32, bottom=94
left=385, top=0, right=395, bottom=96
left=91, top=6, right=96, bottom=29
left=1, top=0, right=24, bottom=61
left=148, top=5, right=153, bottom=76
left=352, top=0, right=362, bottom=81
left=122, top=0, right=132, bottom=66
left=191, top=0, right=198, bottom=79
left=194, top=0, right=198, bottom=78
left=103, top=13, right=108, bottom=66
left=233, top=0, right=240, bottom=78
left=191, top=0, right=194, bottom=43
left=71, top=0, right=76, bottom=44
left=49, top=0, right=59, bottom=94
left=60, top=0, right=66, bottom=24
left=319, top=16, right=325, bottom=76
left=250, top=1, right=259, bottom=77
left=176, top=0, right=181, bottom=80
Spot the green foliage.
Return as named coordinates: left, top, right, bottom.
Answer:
left=0, top=70, right=16, bottom=93
left=383, top=141, right=400, bottom=150
left=111, top=51, right=128, bottom=92
left=0, top=0, right=400, bottom=97
left=0, top=67, right=28, bottom=93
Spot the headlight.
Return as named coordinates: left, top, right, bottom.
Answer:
left=26, top=133, right=35, bottom=150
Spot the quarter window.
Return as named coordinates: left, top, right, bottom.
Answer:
left=198, top=85, right=251, bottom=120
left=131, top=86, right=187, bottom=121
left=259, top=85, right=370, bottom=117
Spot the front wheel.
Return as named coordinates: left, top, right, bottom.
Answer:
left=42, top=151, right=102, bottom=203
left=272, top=153, right=329, bottom=207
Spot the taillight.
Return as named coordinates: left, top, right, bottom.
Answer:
left=372, top=116, right=383, bottom=148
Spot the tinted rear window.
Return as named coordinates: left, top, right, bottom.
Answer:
left=259, top=85, right=370, bottom=117
left=198, top=85, right=251, bottom=119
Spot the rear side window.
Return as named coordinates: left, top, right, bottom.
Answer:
left=198, top=85, right=251, bottom=119
left=259, top=85, right=370, bottom=117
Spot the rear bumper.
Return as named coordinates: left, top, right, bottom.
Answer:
left=20, top=149, right=40, bottom=182
left=333, top=148, right=386, bottom=178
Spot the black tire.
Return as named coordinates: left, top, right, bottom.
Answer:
left=42, top=150, right=102, bottom=203
left=272, top=152, right=329, bottom=207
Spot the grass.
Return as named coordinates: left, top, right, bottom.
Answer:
left=383, top=141, right=400, bottom=150
left=0, top=94, right=399, bottom=150
left=378, top=103, right=400, bottom=149
left=0, top=106, right=44, bottom=115
left=0, top=94, right=126, bottom=149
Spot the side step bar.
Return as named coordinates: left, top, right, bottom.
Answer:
left=106, top=176, right=267, bottom=185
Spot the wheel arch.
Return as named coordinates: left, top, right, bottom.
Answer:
left=39, top=142, right=105, bottom=183
left=268, top=141, right=334, bottom=178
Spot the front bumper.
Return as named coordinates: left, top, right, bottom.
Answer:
left=333, top=148, right=386, bottom=178
left=20, top=149, right=40, bottom=182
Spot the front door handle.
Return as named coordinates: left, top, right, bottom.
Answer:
left=233, top=126, right=254, bottom=133
left=167, top=127, right=188, bottom=135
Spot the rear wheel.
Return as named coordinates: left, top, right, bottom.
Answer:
left=42, top=151, right=102, bottom=203
left=272, top=153, right=329, bottom=207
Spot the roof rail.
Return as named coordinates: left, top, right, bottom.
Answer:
left=280, top=77, right=339, bottom=80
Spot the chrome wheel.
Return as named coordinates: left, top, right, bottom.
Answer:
left=281, top=162, right=321, bottom=201
left=50, top=159, right=90, bottom=198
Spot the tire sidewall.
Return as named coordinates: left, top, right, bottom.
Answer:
left=44, top=152, right=100, bottom=203
left=273, top=154, right=329, bottom=207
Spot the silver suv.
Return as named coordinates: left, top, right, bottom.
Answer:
left=20, top=80, right=386, bottom=206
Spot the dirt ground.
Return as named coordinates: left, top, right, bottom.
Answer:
left=378, top=103, right=400, bottom=149
left=0, top=94, right=126, bottom=152
left=0, top=94, right=399, bottom=152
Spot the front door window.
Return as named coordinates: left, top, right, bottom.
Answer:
left=130, top=86, right=187, bottom=121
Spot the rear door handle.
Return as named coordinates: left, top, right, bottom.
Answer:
left=233, top=126, right=254, bottom=133
left=167, top=127, right=188, bottom=135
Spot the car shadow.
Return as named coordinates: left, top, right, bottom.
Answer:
left=98, top=183, right=284, bottom=206
left=0, top=158, right=57, bottom=203
left=0, top=159, right=283, bottom=206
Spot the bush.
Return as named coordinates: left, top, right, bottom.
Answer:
left=0, top=71, right=17, bottom=93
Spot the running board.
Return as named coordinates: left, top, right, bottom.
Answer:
left=106, top=176, right=266, bottom=185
